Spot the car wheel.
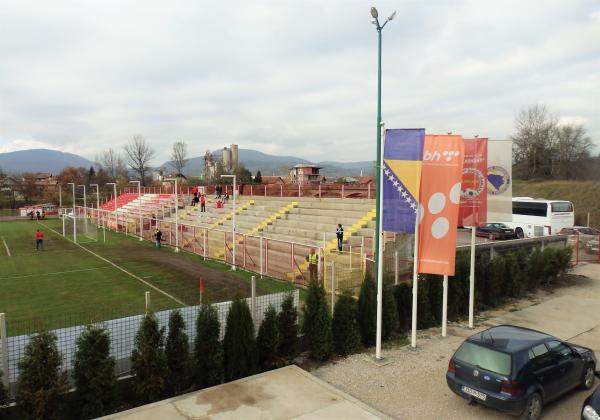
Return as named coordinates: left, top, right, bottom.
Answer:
left=520, top=392, right=542, bottom=420
left=515, top=228, right=524, bottom=239
left=580, top=364, right=595, bottom=390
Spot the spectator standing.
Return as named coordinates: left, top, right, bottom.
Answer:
left=36, top=210, right=41, bottom=220
left=35, top=229, right=44, bottom=251
left=200, top=194, right=206, bottom=212
left=154, top=228, right=163, bottom=248
left=336, top=224, right=344, bottom=252
left=306, top=248, right=318, bottom=282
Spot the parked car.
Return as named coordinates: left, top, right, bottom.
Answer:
left=582, top=383, right=600, bottom=420
left=586, top=239, right=599, bottom=256
left=560, top=226, right=600, bottom=249
left=447, top=325, right=597, bottom=420
left=475, top=223, right=516, bottom=240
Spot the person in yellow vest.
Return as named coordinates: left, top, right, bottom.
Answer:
left=306, top=248, right=318, bottom=282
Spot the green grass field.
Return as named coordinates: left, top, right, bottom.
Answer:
left=0, top=219, right=299, bottom=336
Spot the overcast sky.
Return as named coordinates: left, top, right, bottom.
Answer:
left=0, top=0, right=598, bottom=164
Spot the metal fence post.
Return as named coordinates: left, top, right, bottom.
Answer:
left=260, top=236, right=264, bottom=278
left=394, top=249, right=399, bottom=285
left=251, top=275, right=256, bottom=320
left=203, top=228, right=207, bottom=260
left=0, top=313, right=9, bottom=392
left=331, top=262, right=336, bottom=315
left=145, top=291, right=151, bottom=314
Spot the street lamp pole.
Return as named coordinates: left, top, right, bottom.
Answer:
left=165, top=178, right=180, bottom=252
left=221, top=174, right=237, bottom=270
left=371, top=6, right=396, bottom=360
left=130, top=181, right=143, bottom=241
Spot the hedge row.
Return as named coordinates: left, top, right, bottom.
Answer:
left=394, top=246, right=572, bottom=330
left=1, top=294, right=299, bottom=419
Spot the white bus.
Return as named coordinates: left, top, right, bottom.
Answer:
left=505, top=197, right=575, bottom=239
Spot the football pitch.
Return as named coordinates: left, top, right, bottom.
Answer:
left=0, top=219, right=297, bottom=336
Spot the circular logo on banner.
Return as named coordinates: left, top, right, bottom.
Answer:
left=487, top=166, right=511, bottom=195
left=461, top=168, right=486, bottom=199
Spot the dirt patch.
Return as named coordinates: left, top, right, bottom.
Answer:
left=86, top=242, right=265, bottom=304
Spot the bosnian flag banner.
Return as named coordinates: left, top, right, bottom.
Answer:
left=382, top=129, right=425, bottom=233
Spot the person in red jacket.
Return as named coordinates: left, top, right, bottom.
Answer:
left=35, top=229, right=44, bottom=251
left=200, top=194, right=206, bottom=212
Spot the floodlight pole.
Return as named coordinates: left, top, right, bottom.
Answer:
left=371, top=6, right=396, bottom=360
left=67, top=182, right=76, bottom=242
left=106, top=182, right=117, bottom=234
left=58, top=184, right=62, bottom=208
left=90, top=184, right=100, bottom=214
left=165, top=178, right=180, bottom=252
left=130, top=181, right=143, bottom=241
left=221, top=174, right=237, bottom=270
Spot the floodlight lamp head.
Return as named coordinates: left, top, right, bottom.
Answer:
left=370, top=7, right=378, bottom=19
left=370, top=17, right=376, bottom=25
left=388, top=11, right=397, bottom=21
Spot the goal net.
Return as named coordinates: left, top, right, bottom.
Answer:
left=62, top=212, right=98, bottom=244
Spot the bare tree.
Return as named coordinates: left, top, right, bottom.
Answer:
left=554, top=123, right=593, bottom=179
left=170, top=141, right=188, bottom=176
left=511, top=104, right=558, bottom=179
left=124, top=135, right=155, bottom=185
left=100, top=148, right=126, bottom=180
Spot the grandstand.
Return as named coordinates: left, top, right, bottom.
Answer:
left=90, top=192, right=377, bottom=291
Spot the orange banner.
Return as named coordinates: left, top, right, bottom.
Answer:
left=418, top=135, right=465, bottom=276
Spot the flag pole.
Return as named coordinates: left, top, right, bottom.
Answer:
left=468, top=226, right=476, bottom=328
left=442, top=274, right=448, bottom=337
left=375, top=123, right=386, bottom=360
left=411, top=204, right=420, bottom=348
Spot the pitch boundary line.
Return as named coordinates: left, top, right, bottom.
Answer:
left=1, top=236, right=10, bottom=256
left=0, top=266, right=112, bottom=280
left=38, top=221, right=186, bottom=307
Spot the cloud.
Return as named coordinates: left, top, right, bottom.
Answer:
left=0, top=139, right=59, bottom=153
left=0, top=0, right=598, bottom=164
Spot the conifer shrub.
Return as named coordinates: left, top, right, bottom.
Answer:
left=448, top=251, right=469, bottom=319
left=257, top=305, right=280, bottom=371
left=0, top=369, right=8, bottom=407
left=277, top=293, right=298, bottom=362
left=417, top=277, right=436, bottom=329
left=302, top=279, right=333, bottom=360
left=332, top=290, right=361, bottom=356
left=528, top=248, right=545, bottom=288
left=556, top=246, right=573, bottom=276
left=73, top=325, right=116, bottom=419
left=223, top=297, right=257, bottom=381
left=393, top=283, right=412, bottom=331
left=16, top=330, right=68, bottom=419
left=357, top=272, right=376, bottom=346
left=131, top=314, right=167, bottom=402
left=382, top=285, right=399, bottom=340
left=484, top=256, right=505, bottom=307
left=165, top=310, right=190, bottom=395
left=502, top=252, right=522, bottom=298
left=194, top=304, right=223, bottom=388
left=426, top=275, right=443, bottom=324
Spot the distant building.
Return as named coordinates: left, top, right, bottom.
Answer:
left=22, top=172, right=56, bottom=186
left=260, top=176, right=286, bottom=185
left=221, top=144, right=239, bottom=172
left=288, top=164, right=323, bottom=184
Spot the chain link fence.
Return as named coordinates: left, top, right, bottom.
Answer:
left=0, top=289, right=298, bottom=397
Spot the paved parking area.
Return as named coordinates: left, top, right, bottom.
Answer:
left=314, top=264, right=600, bottom=419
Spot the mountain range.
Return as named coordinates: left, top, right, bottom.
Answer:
left=0, top=148, right=374, bottom=178
left=0, top=149, right=94, bottom=174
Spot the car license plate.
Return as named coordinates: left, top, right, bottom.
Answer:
left=461, top=385, right=487, bottom=401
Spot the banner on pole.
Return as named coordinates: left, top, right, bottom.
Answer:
left=487, top=140, right=513, bottom=222
left=459, top=138, right=488, bottom=227
left=382, top=128, right=425, bottom=233
left=418, top=134, right=465, bottom=276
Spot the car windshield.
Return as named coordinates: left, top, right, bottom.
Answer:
left=454, top=342, right=512, bottom=376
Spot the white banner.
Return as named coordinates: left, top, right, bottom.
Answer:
left=487, top=140, right=513, bottom=222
